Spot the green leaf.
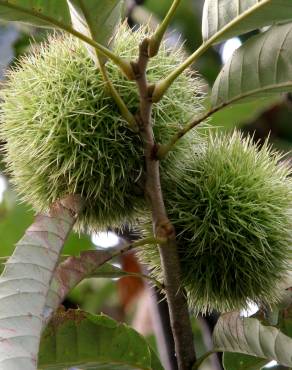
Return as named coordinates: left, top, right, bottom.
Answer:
left=223, top=352, right=268, bottom=370
left=39, top=309, right=164, bottom=370
left=0, top=195, right=83, bottom=370
left=45, top=251, right=162, bottom=326
left=0, top=0, right=126, bottom=72
left=211, top=23, right=292, bottom=109
left=202, top=0, right=292, bottom=44
left=67, top=0, right=123, bottom=63
left=149, top=347, right=164, bottom=370
left=213, top=312, right=292, bottom=367
left=0, top=0, right=71, bottom=27
left=45, top=258, right=123, bottom=323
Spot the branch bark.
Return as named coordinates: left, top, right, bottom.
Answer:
left=132, top=38, right=196, bottom=370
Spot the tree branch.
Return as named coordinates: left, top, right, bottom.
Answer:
left=152, top=287, right=179, bottom=370
left=132, top=38, right=196, bottom=370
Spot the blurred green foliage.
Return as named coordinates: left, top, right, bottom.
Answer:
left=209, top=97, right=281, bottom=131
left=0, top=188, right=93, bottom=257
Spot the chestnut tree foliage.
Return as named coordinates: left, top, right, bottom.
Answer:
left=0, top=1, right=291, bottom=370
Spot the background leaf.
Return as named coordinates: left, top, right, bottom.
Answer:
left=202, top=0, right=292, bottom=43
left=223, top=352, right=268, bottom=370
left=0, top=192, right=92, bottom=258
left=0, top=0, right=71, bottom=28
left=67, top=0, right=123, bottom=63
left=45, top=250, right=122, bottom=323
left=213, top=312, right=292, bottom=367
left=39, top=309, right=164, bottom=370
left=208, top=96, right=279, bottom=130
left=211, top=23, right=292, bottom=109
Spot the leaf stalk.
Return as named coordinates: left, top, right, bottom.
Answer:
left=148, top=0, right=182, bottom=57
left=152, top=0, right=272, bottom=102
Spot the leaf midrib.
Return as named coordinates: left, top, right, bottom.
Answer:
left=213, top=80, right=292, bottom=110
left=205, top=0, right=272, bottom=44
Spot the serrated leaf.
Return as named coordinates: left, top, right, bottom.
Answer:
left=0, top=195, right=83, bottom=370
left=223, top=352, right=268, bottom=370
left=45, top=249, right=118, bottom=323
left=0, top=0, right=71, bottom=28
left=213, top=312, right=292, bottom=367
left=202, top=0, right=292, bottom=44
left=39, top=309, right=164, bottom=370
left=44, top=244, right=150, bottom=324
left=211, top=23, right=292, bottom=109
left=67, top=0, right=123, bottom=63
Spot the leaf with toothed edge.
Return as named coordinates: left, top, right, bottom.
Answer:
left=202, top=0, right=292, bottom=44
left=44, top=250, right=120, bottom=324
left=0, top=0, right=71, bottom=28
left=211, top=23, right=292, bottom=110
left=223, top=352, right=268, bottom=370
left=213, top=312, right=292, bottom=367
left=67, top=0, right=123, bottom=64
left=39, top=309, right=164, bottom=370
left=44, top=248, right=158, bottom=325
left=0, top=195, right=83, bottom=370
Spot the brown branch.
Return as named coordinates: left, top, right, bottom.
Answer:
left=132, top=39, right=196, bottom=370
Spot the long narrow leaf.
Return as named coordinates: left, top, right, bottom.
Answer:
left=45, top=240, right=158, bottom=324
left=45, top=249, right=121, bottom=323
left=213, top=312, right=292, bottom=367
left=211, top=23, right=292, bottom=109
left=0, top=195, right=83, bottom=370
left=39, top=309, right=164, bottom=370
left=223, top=352, right=268, bottom=370
left=67, top=0, right=123, bottom=63
left=202, top=0, right=292, bottom=44
left=0, top=0, right=71, bottom=27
